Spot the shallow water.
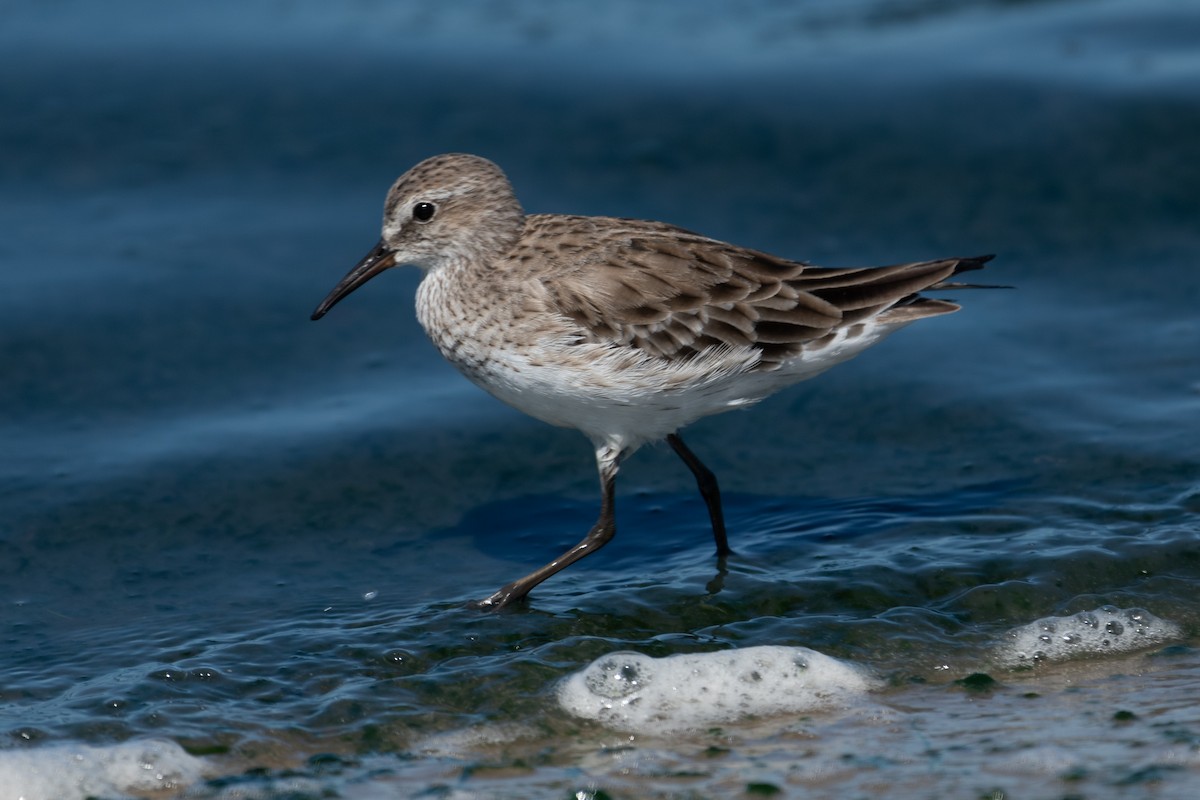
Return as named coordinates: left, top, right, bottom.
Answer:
left=3, top=0, right=1200, bottom=797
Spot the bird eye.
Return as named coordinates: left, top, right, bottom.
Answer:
left=412, top=202, right=436, bottom=223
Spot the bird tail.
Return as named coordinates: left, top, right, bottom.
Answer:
left=928, top=254, right=1011, bottom=290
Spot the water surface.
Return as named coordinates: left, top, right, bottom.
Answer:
left=2, top=1, right=1199, bottom=797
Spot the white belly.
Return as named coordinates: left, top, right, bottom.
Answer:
left=415, top=268, right=908, bottom=450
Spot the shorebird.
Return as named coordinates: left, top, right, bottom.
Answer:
left=312, top=153, right=993, bottom=610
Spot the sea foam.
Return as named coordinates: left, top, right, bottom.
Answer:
left=0, top=739, right=205, bottom=800
left=996, top=605, right=1182, bottom=667
left=557, top=645, right=875, bottom=733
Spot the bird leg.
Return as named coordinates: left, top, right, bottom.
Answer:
left=470, top=443, right=621, bottom=610
left=666, top=433, right=731, bottom=556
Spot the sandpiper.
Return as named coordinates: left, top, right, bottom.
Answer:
left=312, top=153, right=994, bottom=610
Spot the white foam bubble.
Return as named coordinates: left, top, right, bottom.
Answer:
left=557, top=645, right=876, bottom=734
left=996, top=605, right=1182, bottom=667
left=0, top=738, right=205, bottom=800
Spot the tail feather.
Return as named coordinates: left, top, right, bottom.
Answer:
left=929, top=254, right=1011, bottom=290
left=879, top=254, right=1005, bottom=324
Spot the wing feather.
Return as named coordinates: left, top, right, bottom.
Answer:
left=525, top=215, right=991, bottom=368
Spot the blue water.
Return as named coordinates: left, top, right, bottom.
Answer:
left=3, top=0, right=1200, bottom=797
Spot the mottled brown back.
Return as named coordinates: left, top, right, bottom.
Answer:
left=529, top=215, right=992, bottom=368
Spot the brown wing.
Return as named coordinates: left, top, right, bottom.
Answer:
left=534, top=215, right=991, bottom=368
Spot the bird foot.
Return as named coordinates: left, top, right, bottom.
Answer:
left=467, top=586, right=528, bottom=612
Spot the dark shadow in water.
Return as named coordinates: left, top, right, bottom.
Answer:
left=449, top=479, right=1028, bottom=569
